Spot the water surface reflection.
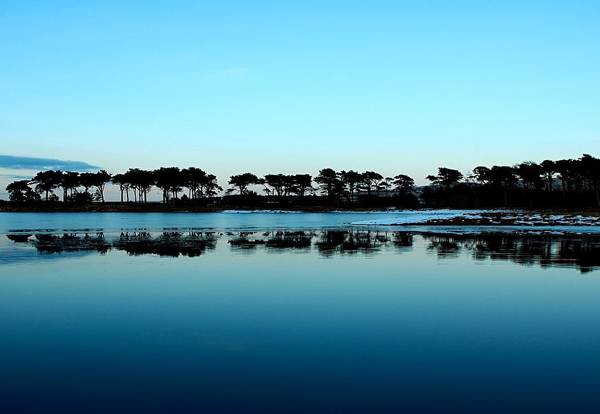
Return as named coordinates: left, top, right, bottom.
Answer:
left=3, top=227, right=600, bottom=413
left=5, top=230, right=600, bottom=272
left=424, top=233, right=600, bottom=273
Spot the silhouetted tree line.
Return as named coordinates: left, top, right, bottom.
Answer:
left=5, top=168, right=221, bottom=205
left=5, top=153, right=600, bottom=209
left=423, top=154, right=600, bottom=208
left=6, top=170, right=112, bottom=203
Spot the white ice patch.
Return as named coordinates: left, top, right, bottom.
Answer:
left=351, top=209, right=483, bottom=225
left=351, top=209, right=600, bottom=232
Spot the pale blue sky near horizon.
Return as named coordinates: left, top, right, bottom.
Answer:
left=1, top=0, right=599, bottom=199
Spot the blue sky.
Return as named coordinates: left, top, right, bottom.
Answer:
left=1, top=1, right=599, bottom=199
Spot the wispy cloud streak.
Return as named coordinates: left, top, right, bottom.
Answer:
left=0, top=155, right=100, bottom=171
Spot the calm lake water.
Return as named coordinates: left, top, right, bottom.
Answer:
left=1, top=212, right=600, bottom=413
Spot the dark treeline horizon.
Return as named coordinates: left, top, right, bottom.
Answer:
left=4, top=154, right=600, bottom=209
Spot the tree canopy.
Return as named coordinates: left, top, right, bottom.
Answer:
left=5, top=153, right=600, bottom=209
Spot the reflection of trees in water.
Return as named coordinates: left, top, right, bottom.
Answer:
left=5, top=231, right=216, bottom=257
left=113, top=231, right=217, bottom=257
left=315, top=230, right=394, bottom=256
left=32, top=233, right=110, bottom=254
left=427, top=235, right=461, bottom=258
left=227, top=230, right=401, bottom=255
left=226, top=231, right=264, bottom=249
left=392, top=232, right=413, bottom=249
left=7, top=234, right=32, bottom=243
left=228, top=238, right=266, bottom=249
left=548, top=238, right=600, bottom=273
left=424, top=234, right=600, bottom=273
left=265, top=231, right=313, bottom=249
left=8, top=230, right=410, bottom=257
left=228, top=231, right=314, bottom=250
left=6, top=231, right=599, bottom=272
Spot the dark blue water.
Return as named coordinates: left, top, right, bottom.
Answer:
left=1, top=213, right=600, bottom=413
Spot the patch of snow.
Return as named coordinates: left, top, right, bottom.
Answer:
left=351, top=209, right=600, bottom=232
left=351, top=209, right=481, bottom=226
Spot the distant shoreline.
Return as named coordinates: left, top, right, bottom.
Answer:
left=0, top=202, right=374, bottom=213
left=0, top=202, right=221, bottom=213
